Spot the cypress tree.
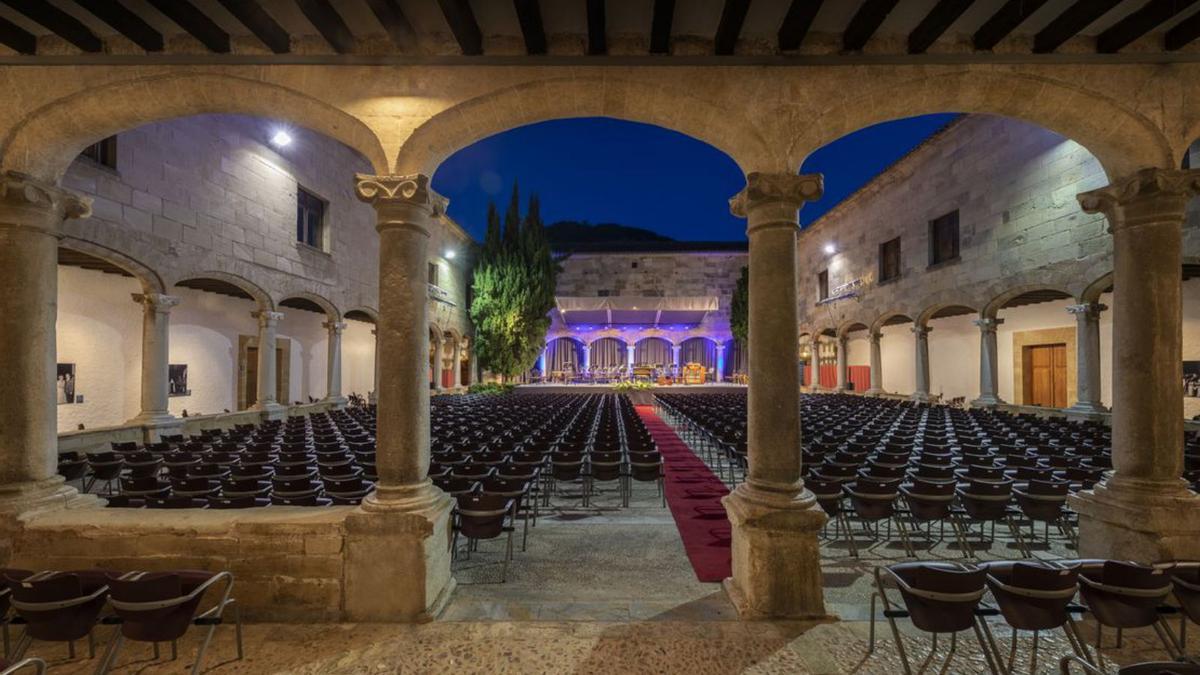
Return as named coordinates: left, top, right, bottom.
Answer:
left=731, top=266, right=749, bottom=346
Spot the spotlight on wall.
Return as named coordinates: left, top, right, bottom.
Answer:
left=270, top=130, right=293, bottom=148
left=823, top=243, right=836, bottom=255
left=444, top=249, right=457, bottom=260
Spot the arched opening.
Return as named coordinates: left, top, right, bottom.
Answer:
left=633, top=337, right=672, bottom=369
left=723, top=338, right=747, bottom=383
left=588, top=337, right=629, bottom=373
left=839, top=322, right=871, bottom=393
left=679, top=337, right=718, bottom=377
left=544, top=336, right=585, bottom=380
left=873, top=314, right=915, bottom=395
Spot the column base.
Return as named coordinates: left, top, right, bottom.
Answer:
left=252, top=402, right=288, bottom=420
left=323, top=396, right=348, bottom=409
left=721, top=482, right=829, bottom=620
left=970, top=394, right=1006, bottom=408
left=1064, top=401, right=1109, bottom=420
left=864, top=388, right=885, bottom=396
left=1070, top=477, right=1200, bottom=563
left=125, top=412, right=183, bottom=442
left=344, top=482, right=455, bottom=621
left=0, top=477, right=99, bottom=518
left=911, top=392, right=932, bottom=403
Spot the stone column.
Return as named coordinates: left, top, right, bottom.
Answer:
left=129, top=293, right=180, bottom=429
left=715, top=343, right=726, bottom=383
left=1070, top=168, right=1200, bottom=563
left=582, top=344, right=591, bottom=371
left=808, top=338, right=823, bottom=390
left=0, top=172, right=93, bottom=513
left=451, top=337, right=463, bottom=389
left=672, top=344, right=682, bottom=374
left=723, top=172, right=827, bottom=619
left=1066, top=303, right=1108, bottom=416
left=626, top=342, right=635, bottom=371
left=971, top=317, right=1005, bottom=407
left=370, top=328, right=379, bottom=403
left=345, top=174, right=454, bottom=621
left=912, top=325, right=932, bottom=402
left=430, top=331, right=443, bottom=391
left=835, top=336, right=848, bottom=390
left=866, top=331, right=884, bottom=395
left=324, top=320, right=347, bottom=407
left=251, top=310, right=285, bottom=416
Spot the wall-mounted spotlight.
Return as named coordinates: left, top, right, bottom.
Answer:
left=444, top=249, right=457, bottom=260
left=270, top=130, right=293, bottom=148
left=823, top=243, right=836, bottom=255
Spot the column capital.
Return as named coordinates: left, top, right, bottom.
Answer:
left=730, top=172, right=823, bottom=232
left=1078, top=168, right=1200, bottom=231
left=354, top=174, right=445, bottom=235
left=973, top=317, right=1004, bottom=331
left=911, top=325, right=932, bottom=336
left=1067, top=302, right=1108, bottom=318
left=715, top=343, right=727, bottom=352
left=252, top=309, right=283, bottom=327
left=323, top=320, right=347, bottom=334
left=867, top=331, right=882, bottom=344
left=131, top=293, right=180, bottom=313
left=0, top=171, right=91, bottom=234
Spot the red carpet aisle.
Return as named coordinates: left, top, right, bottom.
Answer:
left=635, top=405, right=732, bottom=582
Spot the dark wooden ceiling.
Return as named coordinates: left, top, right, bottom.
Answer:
left=2, top=1, right=1199, bottom=62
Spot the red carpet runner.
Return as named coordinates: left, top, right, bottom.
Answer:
left=635, top=405, right=732, bottom=583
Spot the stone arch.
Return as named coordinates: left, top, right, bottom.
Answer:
left=0, top=73, right=389, bottom=182
left=1080, top=272, right=1114, bottom=304
left=836, top=320, right=871, bottom=339
left=278, top=291, right=340, bottom=322
left=395, top=76, right=781, bottom=177
left=917, top=302, right=979, bottom=328
left=983, top=285, right=1075, bottom=319
left=790, top=71, right=1171, bottom=178
left=58, top=236, right=166, bottom=295
left=173, top=271, right=273, bottom=311
left=871, top=312, right=915, bottom=334
left=344, top=306, right=379, bottom=324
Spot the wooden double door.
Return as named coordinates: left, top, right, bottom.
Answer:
left=1023, top=343, right=1068, bottom=408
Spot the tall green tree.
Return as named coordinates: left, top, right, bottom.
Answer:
left=470, top=182, right=560, bottom=381
left=730, top=266, right=749, bottom=346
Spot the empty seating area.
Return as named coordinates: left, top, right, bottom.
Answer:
left=0, top=566, right=242, bottom=673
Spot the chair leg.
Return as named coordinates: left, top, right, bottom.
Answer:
left=190, top=623, right=219, bottom=675
left=233, top=603, right=244, bottom=661
left=93, top=632, right=123, bottom=675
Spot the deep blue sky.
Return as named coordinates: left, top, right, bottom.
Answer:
left=432, top=114, right=960, bottom=242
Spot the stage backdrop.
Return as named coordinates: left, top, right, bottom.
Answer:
left=634, top=337, right=672, bottom=366
left=590, top=337, right=628, bottom=369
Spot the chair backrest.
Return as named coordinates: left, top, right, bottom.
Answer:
left=886, top=562, right=986, bottom=634
left=901, top=479, right=956, bottom=521
left=1079, top=561, right=1171, bottom=629
left=9, top=572, right=109, bottom=641
left=108, top=573, right=201, bottom=642
left=983, top=561, right=1079, bottom=631
left=455, top=493, right=512, bottom=539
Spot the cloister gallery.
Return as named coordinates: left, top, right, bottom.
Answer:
left=4, top=1, right=1200, bottom=673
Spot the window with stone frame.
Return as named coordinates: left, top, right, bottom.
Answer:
left=879, top=236, right=902, bottom=282
left=79, top=136, right=118, bottom=170
left=817, top=269, right=829, bottom=301
left=928, top=210, right=960, bottom=267
left=428, top=261, right=439, bottom=287
left=296, top=187, right=327, bottom=250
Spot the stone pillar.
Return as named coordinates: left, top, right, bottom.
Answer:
left=582, top=344, right=591, bottom=371
left=430, top=331, right=443, bottom=391
left=626, top=343, right=635, bottom=370
left=912, top=325, right=932, bottom=402
left=808, top=338, right=822, bottom=390
left=370, top=328, right=379, bottom=403
left=0, top=172, right=93, bottom=514
left=1066, top=303, right=1108, bottom=416
left=722, top=172, right=827, bottom=620
left=345, top=174, right=454, bottom=621
left=715, top=344, right=726, bottom=383
left=451, top=337, right=463, bottom=389
left=835, top=336, right=848, bottom=390
left=1071, top=168, right=1200, bottom=563
left=672, top=344, right=682, bottom=374
left=971, top=318, right=1005, bottom=407
left=324, top=320, right=347, bottom=407
left=129, top=293, right=180, bottom=429
left=866, top=331, right=884, bottom=395
left=251, top=310, right=285, bottom=416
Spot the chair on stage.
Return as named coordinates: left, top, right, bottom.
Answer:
left=681, top=362, right=706, bottom=385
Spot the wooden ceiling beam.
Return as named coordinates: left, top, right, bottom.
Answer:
left=1097, top=0, right=1200, bottom=53
left=513, top=0, right=546, bottom=55
left=215, top=0, right=290, bottom=54
left=0, top=15, right=36, bottom=53
left=145, top=0, right=230, bottom=53
left=295, top=0, right=356, bottom=54
left=1033, top=0, right=1123, bottom=54
left=973, top=0, right=1048, bottom=50
left=843, top=0, right=901, bottom=52
left=436, top=0, right=482, bottom=55
left=649, top=0, right=674, bottom=54
left=587, top=0, right=606, bottom=55
left=4, top=0, right=101, bottom=52
left=73, top=0, right=163, bottom=52
left=1166, top=6, right=1200, bottom=49
left=908, top=0, right=975, bottom=54
left=714, top=0, right=751, bottom=55
left=778, top=0, right=822, bottom=51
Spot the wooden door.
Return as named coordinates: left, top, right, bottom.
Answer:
left=1024, top=343, right=1068, bottom=408
left=245, top=346, right=258, bottom=408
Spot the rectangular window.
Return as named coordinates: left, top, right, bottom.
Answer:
left=79, top=136, right=118, bottom=170
left=817, top=270, right=829, bottom=301
left=879, top=236, right=901, bottom=282
left=296, top=187, right=326, bottom=250
left=928, top=210, right=960, bottom=266
left=597, top=289, right=611, bottom=297
left=428, top=261, right=439, bottom=287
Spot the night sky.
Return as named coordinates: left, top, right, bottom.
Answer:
left=432, top=114, right=960, bottom=242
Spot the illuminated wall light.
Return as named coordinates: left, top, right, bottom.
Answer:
left=270, top=130, right=293, bottom=147
left=823, top=243, right=836, bottom=255
left=444, top=249, right=457, bottom=260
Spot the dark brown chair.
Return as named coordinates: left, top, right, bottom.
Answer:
left=480, top=477, right=532, bottom=550
left=548, top=452, right=588, bottom=507
left=980, top=560, right=1090, bottom=672
left=85, top=453, right=124, bottom=494
left=900, top=478, right=970, bottom=557
left=869, top=562, right=1000, bottom=674
left=954, top=478, right=1029, bottom=559
left=453, top=493, right=515, bottom=582
left=322, top=477, right=373, bottom=505
left=0, top=569, right=32, bottom=659
left=7, top=570, right=113, bottom=663
left=1078, top=561, right=1181, bottom=664
left=843, top=477, right=914, bottom=558
left=1168, top=563, right=1200, bottom=653
left=1013, top=478, right=1076, bottom=551
left=588, top=451, right=625, bottom=506
left=97, top=570, right=242, bottom=675
left=1060, top=656, right=1200, bottom=674
left=627, top=452, right=665, bottom=507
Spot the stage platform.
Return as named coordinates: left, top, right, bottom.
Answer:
left=513, top=383, right=745, bottom=394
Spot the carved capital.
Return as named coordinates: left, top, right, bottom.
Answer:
left=911, top=325, right=932, bottom=337
left=1067, top=302, right=1107, bottom=319
left=252, top=310, right=284, bottom=327
left=1078, top=168, right=1200, bottom=232
left=355, top=174, right=444, bottom=235
left=973, top=317, right=1004, bottom=332
left=729, top=172, right=823, bottom=226
left=868, top=331, right=881, bottom=344
left=324, top=321, right=347, bottom=335
left=0, top=171, right=91, bottom=234
left=131, top=293, right=180, bottom=314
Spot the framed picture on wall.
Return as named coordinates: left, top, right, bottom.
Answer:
left=1185, top=361, right=1200, bottom=398
left=169, top=364, right=191, bottom=397
left=56, top=363, right=78, bottom=404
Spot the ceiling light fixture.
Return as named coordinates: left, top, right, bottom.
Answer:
left=270, top=130, right=293, bottom=147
